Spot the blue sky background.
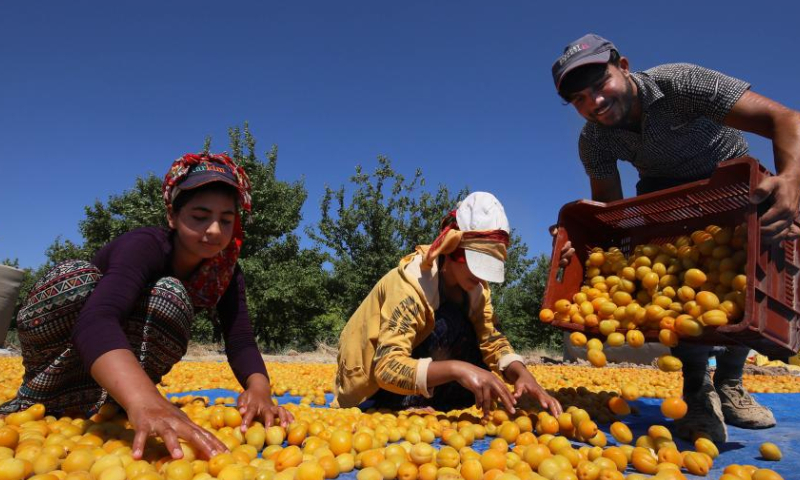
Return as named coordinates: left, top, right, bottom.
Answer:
left=2, top=1, right=798, bottom=269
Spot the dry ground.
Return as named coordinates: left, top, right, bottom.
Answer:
left=182, top=341, right=340, bottom=363
left=182, top=343, right=562, bottom=365
left=3, top=340, right=796, bottom=376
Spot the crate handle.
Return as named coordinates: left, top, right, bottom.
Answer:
left=551, top=223, right=567, bottom=284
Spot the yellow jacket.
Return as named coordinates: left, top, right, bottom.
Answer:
left=332, top=245, right=524, bottom=408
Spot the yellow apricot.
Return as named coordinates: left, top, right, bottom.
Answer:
left=675, top=316, right=703, bottom=337
left=587, top=350, right=607, bottom=368
left=752, top=469, right=785, bottom=480
left=759, top=442, right=782, bottom=461
left=628, top=447, right=657, bottom=475
left=605, top=333, right=625, bottom=348
left=660, top=398, right=688, bottom=419
left=569, top=332, right=588, bottom=347
left=682, top=452, right=710, bottom=476
left=659, top=329, right=679, bottom=347
left=684, top=269, right=707, bottom=288
left=696, top=291, right=720, bottom=311
left=586, top=339, right=603, bottom=351
left=625, top=330, right=645, bottom=348
left=607, top=397, right=630, bottom=416
left=609, top=422, right=632, bottom=445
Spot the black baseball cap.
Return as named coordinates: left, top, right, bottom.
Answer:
left=177, top=161, right=240, bottom=191
left=552, top=34, right=617, bottom=91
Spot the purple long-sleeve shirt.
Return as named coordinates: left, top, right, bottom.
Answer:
left=71, top=227, right=267, bottom=387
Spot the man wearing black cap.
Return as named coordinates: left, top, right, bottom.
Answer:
left=551, top=33, right=800, bottom=443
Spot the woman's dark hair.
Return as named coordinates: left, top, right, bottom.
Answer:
left=558, top=50, right=621, bottom=102
left=172, top=182, right=240, bottom=214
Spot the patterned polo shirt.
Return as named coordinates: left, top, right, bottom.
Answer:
left=578, top=63, right=751, bottom=180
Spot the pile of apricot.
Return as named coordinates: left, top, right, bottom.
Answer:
left=540, top=224, right=750, bottom=373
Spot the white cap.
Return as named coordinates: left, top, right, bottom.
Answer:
left=455, top=192, right=510, bottom=283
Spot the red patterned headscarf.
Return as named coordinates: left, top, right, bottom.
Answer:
left=162, top=153, right=252, bottom=309
left=421, top=209, right=510, bottom=270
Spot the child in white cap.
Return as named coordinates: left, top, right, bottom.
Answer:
left=332, top=192, right=561, bottom=417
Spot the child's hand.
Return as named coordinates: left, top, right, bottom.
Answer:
left=512, top=372, right=563, bottom=417
left=504, top=361, right=563, bottom=417
left=453, top=363, right=517, bottom=418
left=238, top=375, right=294, bottom=431
left=503, top=361, right=563, bottom=417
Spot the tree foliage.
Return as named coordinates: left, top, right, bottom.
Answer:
left=80, top=176, right=165, bottom=256
left=307, top=156, right=466, bottom=321
left=494, top=254, right=563, bottom=351
left=222, top=125, right=330, bottom=350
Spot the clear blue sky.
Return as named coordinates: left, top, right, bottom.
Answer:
left=2, top=1, right=798, bottom=269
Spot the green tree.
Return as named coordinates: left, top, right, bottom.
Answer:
left=80, top=176, right=165, bottom=255
left=307, top=157, right=465, bottom=322
left=494, top=253, right=562, bottom=351
left=224, top=124, right=330, bottom=350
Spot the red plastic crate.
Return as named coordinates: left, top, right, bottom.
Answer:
left=544, top=157, right=800, bottom=358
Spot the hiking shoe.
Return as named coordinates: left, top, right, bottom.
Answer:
left=674, top=382, right=728, bottom=443
left=715, top=378, right=776, bottom=429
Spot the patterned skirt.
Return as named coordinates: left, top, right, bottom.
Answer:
left=0, top=260, right=194, bottom=416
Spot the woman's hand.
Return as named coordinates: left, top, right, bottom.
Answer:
left=127, top=396, right=227, bottom=460
left=91, top=349, right=227, bottom=460
left=238, top=374, right=294, bottom=431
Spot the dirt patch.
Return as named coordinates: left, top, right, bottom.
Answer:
left=743, top=363, right=799, bottom=377
left=181, top=342, right=337, bottom=364
left=519, top=347, right=563, bottom=366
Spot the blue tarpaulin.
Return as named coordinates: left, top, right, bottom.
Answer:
left=167, top=390, right=798, bottom=479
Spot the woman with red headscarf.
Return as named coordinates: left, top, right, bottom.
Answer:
left=333, top=192, right=561, bottom=418
left=1, top=153, right=291, bottom=460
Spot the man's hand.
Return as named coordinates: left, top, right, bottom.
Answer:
left=751, top=174, right=800, bottom=243
left=550, top=225, right=575, bottom=267
left=725, top=90, right=800, bottom=243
